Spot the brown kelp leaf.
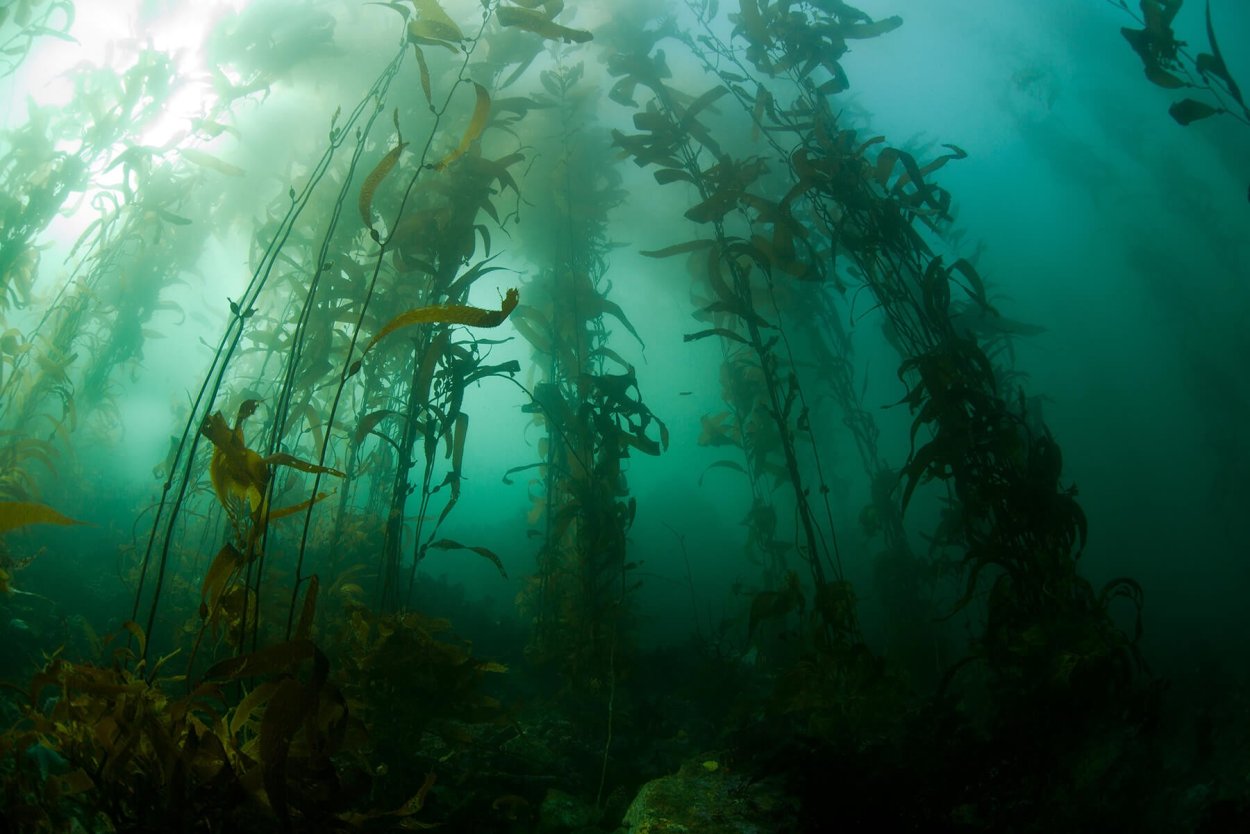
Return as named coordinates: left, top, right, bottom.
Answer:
left=839, top=15, right=902, bottom=39
left=640, top=239, right=715, bottom=258
left=654, top=168, right=695, bottom=185
left=1169, top=98, right=1222, bottom=125
left=433, top=82, right=490, bottom=171
left=698, top=459, right=748, bottom=487
left=497, top=5, right=591, bottom=42
left=295, top=575, right=319, bottom=640
left=685, top=190, right=739, bottom=223
left=55, top=769, right=95, bottom=796
left=359, top=132, right=407, bottom=226
left=353, top=409, right=403, bottom=447
left=260, top=676, right=307, bottom=828
left=427, top=538, right=507, bottom=577
left=0, top=500, right=86, bottom=534
left=1201, top=0, right=1245, bottom=109
left=684, top=327, right=750, bottom=345
left=1144, top=63, right=1186, bottom=89
left=415, top=331, right=451, bottom=404
left=200, top=542, right=244, bottom=620
left=361, top=288, right=519, bottom=356
left=501, top=461, right=542, bottom=485
left=203, top=638, right=317, bottom=681
left=587, top=295, right=645, bottom=348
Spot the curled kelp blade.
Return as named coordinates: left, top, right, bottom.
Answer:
left=0, top=500, right=86, bottom=535
left=408, top=0, right=464, bottom=48
left=352, top=288, right=519, bottom=372
left=497, top=5, right=592, bottom=43
left=359, top=108, right=405, bottom=231
left=433, top=81, right=490, bottom=171
left=359, top=141, right=407, bottom=228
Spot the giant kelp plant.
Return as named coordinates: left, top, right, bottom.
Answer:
left=0, top=1, right=1238, bottom=832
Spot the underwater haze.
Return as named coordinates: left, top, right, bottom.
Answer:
left=1, top=0, right=1248, bottom=831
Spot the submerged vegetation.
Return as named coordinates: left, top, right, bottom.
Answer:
left=0, top=0, right=1245, bottom=831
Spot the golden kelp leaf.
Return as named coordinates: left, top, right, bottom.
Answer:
left=121, top=620, right=147, bottom=659
left=427, top=538, right=507, bottom=578
left=201, top=411, right=269, bottom=513
left=698, top=412, right=738, bottom=447
left=268, top=491, right=334, bottom=522
left=409, top=0, right=464, bottom=44
left=229, top=680, right=279, bottom=739
left=412, top=43, right=433, bottom=106
left=359, top=139, right=408, bottom=227
left=178, top=148, right=246, bottom=177
left=433, top=82, right=491, bottom=171
left=497, top=6, right=592, bottom=42
left=260, top=453, right=345, bottom=479
left=362, top=288, right=519, bottom=356
left=0, top=500, right=86, bottom=534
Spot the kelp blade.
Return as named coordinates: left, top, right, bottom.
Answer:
left=0, top=500, right=86, bottom=534
left=433, top=82, right=490, bottom=171
left=362, top=288, right=519, bottom=355
left=497, top=6, right=592, bottom=43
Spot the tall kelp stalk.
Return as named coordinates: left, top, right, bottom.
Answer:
left=606, top=18, right=863, bottom=671
left=676, top=0, right=948, bottom=684
left=689, top=0, right=1151, bottom=776
left=501, top=51, right=666, bottom=800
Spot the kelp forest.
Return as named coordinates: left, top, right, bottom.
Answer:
left=1, top=0, right=1248, bottom=831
